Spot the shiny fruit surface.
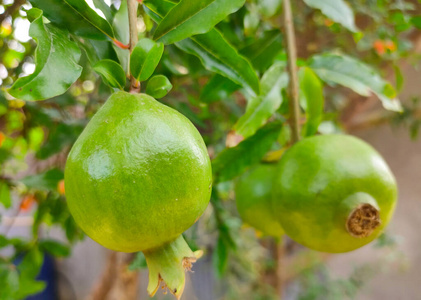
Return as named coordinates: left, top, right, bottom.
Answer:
left=65, top=92, right=212, bottom=252
left=272, top=134, right=397, bottom=253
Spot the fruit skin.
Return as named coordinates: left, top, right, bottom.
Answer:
left=65, top=91, right=212, bottom=253
left=272, top=134, right=397, bottom=253
left=235, top=164, right=284, bottom=238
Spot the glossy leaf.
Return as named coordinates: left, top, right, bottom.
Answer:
left=79, top=40, right=119, bottom=65
left=144, top=0, right=260, bottom=96
left=144, top=0, right=177, bottom=21
left=92, top=0, right=115, bottom=23
left=212, top=122, right=282, bottom=183
left=93, top=59, right=126, bottom=89
left=303, top=0, right=358, bottom=32
left=29, top=0, right=115, bottom=40
left=299, top=67, right=324, bottom=137
left=200, top=74, right=240, bottom=103
left=177, top=31, right=260, bottom=96
left=153, top=0, right=246, bottom=44
left=146, top=75, right=173, bottom=99
left=112, top=0, right=130, bottom=73
left=240, top=30, right=283, bottom=72
left=130, top=39, right=164, bottom=82
left=8, top=9, right=82, bottom=101
left=309, top=53, right=402, bottom=111
left=234, top=63, right=288, bottom=139
left=0, top=181, right=11, bottom=208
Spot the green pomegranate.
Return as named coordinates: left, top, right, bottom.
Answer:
left=235, top=164, right=284, bottom=238
left=272, top=134, right=397, bottom=253
left=65, top=91, right=212, bottom=298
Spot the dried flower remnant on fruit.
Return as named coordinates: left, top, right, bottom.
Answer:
left=347, top=203, right=381, bottom=238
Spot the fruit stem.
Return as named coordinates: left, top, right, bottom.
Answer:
left=347, top=203, right=381, bottom=238
left=341, top=193, right=381, bottom=238
left=128, top=0, right=140, bottom=92
left=143, top=235, right=198, bottom=299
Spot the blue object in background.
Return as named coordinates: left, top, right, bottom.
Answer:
left=27, top=254, right=57, bottom=300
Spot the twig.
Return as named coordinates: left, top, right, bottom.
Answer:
left=283, top=0, right=301, bottom=144
left=274, top=236, right=285, bottom=298
left=274, top=1, right=301, bottom=298
left=89, top=251, right=118, bottom=300
left=128, top=0, right=140, bottom=92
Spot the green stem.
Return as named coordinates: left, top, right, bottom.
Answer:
left=143, top=235, right=198, bottom=299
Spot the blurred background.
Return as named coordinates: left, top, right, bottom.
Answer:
left=0, top=0, right=420, bottom=299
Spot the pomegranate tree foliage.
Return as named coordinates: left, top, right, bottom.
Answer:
left=0, top=0, right=419, bottom=298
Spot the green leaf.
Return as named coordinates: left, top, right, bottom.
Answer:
left=0, top=181, right=11, bottom=209
left=15, top=278, right=46, bottom=300
left=144, top=0, right=178, bottom=24
left=20, top=169, right=64, bottom=191
left=212, top=235, right=229, bottom=277
left=0, top=149, right=11, bottom=165
left=153, top=0, right=246, bottom=44
left=257, top=0, right=282, bottom=18
left=244, top=9, right=260, bottom=37
left=93, top=59, right=126, bottom=89
left=18, top=247, right=44, bottom=278
left=411, top=16, right=421, bottom=29
left=176, top=31, right=260, bottom=96
left=303, top=0, right=358, bottom=32
left=39, top=239, right=70, bottom=257
left=212, top=122, right=282, bottom=183
left=309, top=53, right=402, bottom=112
left=113, top=0, right=129, bottom=44
left=146, top=75, right=173, bottom=99
left=130, top=39, right=164, bottom=82
left=0, top=236, right=8, bottom=248
left=65, top=216, right=84, bottom=242
left=200, top=74, right=240, bottom=103
left=144, top=0, right=260, bottom=96
left=112, top=0, right=130, bottom=73
left=8, top=9, right=82, bottom=101
left=36, top=122, right=84, bottom=160
left=299, top=67, right=324, bottom=137
left=240, top=30, right=283, bottom=72
left=29, top=0, right=115, bottom=40
left=0, top=264, right=19, bottom=300
left=79, top=40, right=119, bottom=65
left=234, top=63, right=288, bottom=139
left=92, top=0, right=115, bottom=23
